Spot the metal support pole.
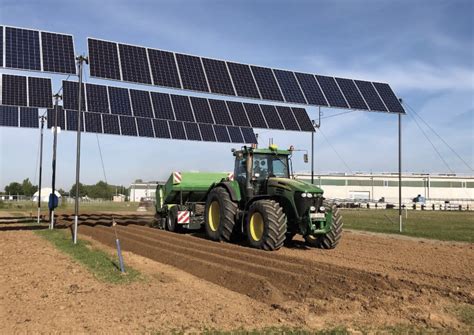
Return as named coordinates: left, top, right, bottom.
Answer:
left=50, top=95, right=60, bottom=229
left=311, top=122, right=314, bottom=184
left=37, top=116, right=45, bottom=224
left=398, top=112, right=403, bottom=232
left=73, top=55, right=88, bottom=244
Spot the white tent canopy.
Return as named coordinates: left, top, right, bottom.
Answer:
left=32, top=188, right=62, bottom=204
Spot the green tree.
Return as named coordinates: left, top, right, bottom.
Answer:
left=69, top=183, right=87, bottom=198
left=21, top=178, right=38, bottom=196
left=5, top=182, right=22, bottom=195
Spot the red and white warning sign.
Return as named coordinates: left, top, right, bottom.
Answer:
left=173, top=171, right=182, bottom=184
left=177, top=210, right=190, bottom=224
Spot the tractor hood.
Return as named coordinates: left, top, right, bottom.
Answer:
left=267, top=178, right=324, bottom=194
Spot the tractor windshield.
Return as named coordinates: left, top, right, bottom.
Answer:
left=253, top=154, right=289, bottom=179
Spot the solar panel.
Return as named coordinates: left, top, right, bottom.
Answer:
left=170, top=95, right=195, bottom=122
left=5, top=27, right=41, bottom=71
left=47, top=106, right=65, bottom=129
left=119, top=115, right=138, bottom=136
left=0, top=27, right=3, bottom=67
left=354, top=80, right=387, bottom=112
left=150, top=92, right=175, bottom=120
left=243, top=103, right=267, bottom=128
left=315, top=75, right=348, bottom=108
left=147, top=49, right=181, bottom=88
left=136, top=117, right=154, bottom=137
left=168, top=120, right=187, bottom=140
left=190, top=97, right=214, bottom=124
left=274, top=70, right=306, bottom=104
left=373, top=82, right=405, bottom=113
left=202, top=58, right=235, bottom=96
left=130, top=89, right=154, bottom=118
left=84, top=112, right=103, bottom=133
left=88, top=39, right=121, bottom=80
left=276, top=106, right=300, bottom=131
left=259, top=104, right=284, bottom=129
left=226, top=62, right=260, bottom=99
left=2, top=74, right=27, bottom=106
left=251, top=66, right=283, bottom=101
left=294, top=72, right=328, bottom=106
left=199, top=123, right=216, bottom=142
left=240, top=127, right=257, bottom=144
left=209, top=99, right=232, bottom=125
left=213, top=124, right=231, bottom=142
left=335, top=78, right=368, bottom=110
left=66, top=110, right=84, bottom=131
left=184, top=122, right=202, bottom=141
left=62, top=80, right=85, bottom=111
left=227, top=126, right=244, bottom=143
left=108, top=86, right=132, bottom=115
left=41, top=32, right=76, bottom=74
left=226, top=101, right=250, bottom=127
left=86, top=83, right=109, bottom=113
left=0, top=106, right=19, bottom=127
left=175, top=53, right=209, bottom=92
left=153, top=119, right=171, bottom=138
left=291, top=107, right=314, bottom=132
left=28, top=76, right=52, bottom=108
left=102, top=114, right=121, bottom=135
left=19, top=107, right=39, bottom=128
left=118, top=44, right=152, bottom=84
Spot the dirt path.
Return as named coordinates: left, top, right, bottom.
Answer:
left=79, top=224, right=473, bottom=331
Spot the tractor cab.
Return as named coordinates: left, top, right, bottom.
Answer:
left=233, top=144, right=291, bottom=197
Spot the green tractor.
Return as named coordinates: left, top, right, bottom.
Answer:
left=154, top=144, right=342, bottom=251
left=203, top=144, right=342, bottom=250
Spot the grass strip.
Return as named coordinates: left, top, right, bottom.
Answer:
left=35, top=228, right=141, bottom=284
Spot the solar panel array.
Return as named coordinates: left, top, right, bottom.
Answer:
left=1, top=26, right=76, bottom=74
left=1, top=74, right=52, bottom=108
left=0, top=105, right=39, bottom=128
left=45, top=107, right=257, bottom=144
left=87, top=37, right=404, bottom=113
left=62, top=80, right=314, bottom=133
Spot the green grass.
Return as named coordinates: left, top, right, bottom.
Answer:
left=342, top=209, right=474, bottom=242
left=448, top=304, right=474, bottom=327
left=35, top=229, right=141, bottom=284
left=195, top=326, right=349, bottom=335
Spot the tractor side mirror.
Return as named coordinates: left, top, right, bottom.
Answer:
left=303, top=154, right=309, bottom=163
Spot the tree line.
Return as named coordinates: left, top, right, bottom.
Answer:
left=2, top=179, right=129, bottom=200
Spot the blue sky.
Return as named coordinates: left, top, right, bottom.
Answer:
left=0, top=0, right=473, bottom=190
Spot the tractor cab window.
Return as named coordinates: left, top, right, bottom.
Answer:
left=253, top=154, right=289, bottom=180
left=235, top=157, right=247, bottom=180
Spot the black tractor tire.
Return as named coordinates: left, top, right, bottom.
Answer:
left=305, top=202, right=342, bottom=249
left=246, top=200, right=287, bottom=251
left=204, top=187, right=238, bottom=242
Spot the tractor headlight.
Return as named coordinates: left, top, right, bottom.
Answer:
left=310, top=206, right=316, bottom=212
left=319, top=206, right=326, bottom=212
left=307, top=193, right=313, bottom=198
left=301, top=193, right=307, bottom=198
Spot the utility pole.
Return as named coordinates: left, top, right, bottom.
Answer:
left=398, top=100, right=403, bottom=233
left=73, top=55, right=88, bottom=244
left=50, top=94, right=61, bottom=229
left=37, top=116, right=46, bottom=224
left=311, top=120, right=315, bottom=184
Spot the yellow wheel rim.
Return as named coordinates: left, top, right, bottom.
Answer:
left=208, top=200, right=220, bottom=232
left=249, top=212, right=264, bottom=241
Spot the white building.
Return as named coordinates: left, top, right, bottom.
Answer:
left=32, top=188, right=62, bottom=204
left=129, top=182, right=158, bottom=202
left=295, top=172, right=474, bottom=204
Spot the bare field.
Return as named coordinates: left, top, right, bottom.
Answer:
left=1, top=211, right=472, bottom=333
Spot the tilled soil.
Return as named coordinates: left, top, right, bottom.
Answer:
left=78, top=221, right=474, bottom=331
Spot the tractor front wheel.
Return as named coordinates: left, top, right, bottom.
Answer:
left=204, top=187, right=238, bottom=241
left=305, top=202, right=342, bottom=249
left=246, top=200, right=287, bottom=251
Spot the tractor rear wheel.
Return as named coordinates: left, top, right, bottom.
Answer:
left=246, top=200, right=287, bottom=251
left=305, top=202, right=342, bottom=249
left=204, top=187, right=238, bottom=241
